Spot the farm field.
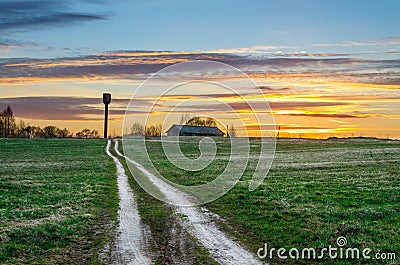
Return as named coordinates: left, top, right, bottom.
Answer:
left=0, top=138, right=399, bottom=264
left=0, top=139, right=118, bottom=264
left=122, top=137, right=400, bottom=264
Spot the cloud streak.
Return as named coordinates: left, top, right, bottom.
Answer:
left=0, top=51, right=399, bottom=87
left=313, top=37, right=400, bottom=47
left=279, top=113, right=365, bottom=118
left=0, top=95, right=356, bottom=121
left=0, top=0, right=107, bottom=32
left=0, top=0, right=107, bottom=51
left=0, top=96, right=128, bottom=120
left=202, top=45, right=296, bottom=54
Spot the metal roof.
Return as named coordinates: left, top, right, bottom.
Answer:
left=166, top=124, right=224, bottom=135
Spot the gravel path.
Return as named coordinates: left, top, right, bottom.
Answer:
left=106, top=140, right=152, bottom=265
left=114, top=140, right=262, bottom=265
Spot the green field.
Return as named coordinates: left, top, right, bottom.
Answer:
left=1, top=138, right=399, bottom=264
left=0, top=139, right=118, bottom=264
left=128, top=137, right=400, bottom=264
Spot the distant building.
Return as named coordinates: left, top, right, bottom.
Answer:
left=166, top=124, right=225, bottom=137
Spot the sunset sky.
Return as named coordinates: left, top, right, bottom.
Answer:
left=0, top=0, right=399, bottom=138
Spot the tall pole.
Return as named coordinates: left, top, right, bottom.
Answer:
left=103, top=93, right=111, bottom=139
left=104, top=103, right=109, bottom=139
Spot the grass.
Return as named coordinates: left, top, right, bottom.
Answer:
left=126, top=137, right=400, bottom=264
left=1, top=137, right=398, bottom=264
left=0, top=139, right=118, bottom=264
left=112, top=140, right=217, bottom=265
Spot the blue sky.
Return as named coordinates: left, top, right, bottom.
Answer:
left=2, top=0, right=400, bottom=58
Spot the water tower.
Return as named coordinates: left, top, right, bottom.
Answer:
left=103, top=93, right=111, bottom=139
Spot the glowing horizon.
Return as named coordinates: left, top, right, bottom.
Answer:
left=0, top=1, right=399, bottom=139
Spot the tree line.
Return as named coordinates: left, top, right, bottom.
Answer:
left=128, top=115, right=237, bottom=137
left=129, top=122, right=162, bottom=136
left=0, top=106, right=99, bottom=138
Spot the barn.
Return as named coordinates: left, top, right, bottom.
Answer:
left=165, top=124, right=225, bottom=137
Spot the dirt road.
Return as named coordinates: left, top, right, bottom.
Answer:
left=113, top=140, right=261, bottom=265
left=106, top=140, right=153, bottom=264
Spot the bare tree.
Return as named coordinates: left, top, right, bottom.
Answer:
left=76, top=128, right=99, bottom=138
left=0, top=106, right=16, bottom=138
left=130, top=122, right=144, bottom=136
left=228, top=124, right=237, bottom=138
left=145, top=124, right=162, bottom=136
left=43, top=126, right=61, bottom=138
left=59, top=128, right=72, bottom=138
left=186, top=117, right=216, bottom=127
left=5, top=106, right=13, bottom=137
left=180, top=114, right=191, bottom=124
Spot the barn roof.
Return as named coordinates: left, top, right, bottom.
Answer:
left=166, top=124, right=224, bottom=135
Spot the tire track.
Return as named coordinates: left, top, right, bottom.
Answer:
left=114, top=140, right=262, bottom=265
left=106, top=140, right=152, bottom=265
